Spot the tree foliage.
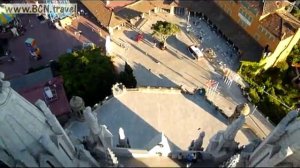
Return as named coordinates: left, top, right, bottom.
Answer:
left=291, top=7, right=300, bottom=20
left=151, top=21, right=180, bottom=45
left=59, top=47, right=117, bottom=106
left=239, top=54, right=300, bottom=124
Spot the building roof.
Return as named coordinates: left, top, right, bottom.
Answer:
left=88, top=87, right=250, bottom=150
left=262, top=0, right=291, bottom=16
left=80, top=0, right=113, bottom=27
left=260, top=11, right=300, bottom=40
left=240, top=1, right=264, bottom=15
left=18, top=76, right=71, bottom=116
left=82, top=0, right=180, bottom=28
left=106, top=0, right=136, bottom=11
left=10, top=67, right=53, bottom=91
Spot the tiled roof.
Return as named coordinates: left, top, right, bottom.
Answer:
left=240, top=1, right=264, bottom=15
left=19, top=76, right=71, bottom=116
left=262, top=0, right=291, bottom=16
left=80, top=0, right=113, bottom=27
left=260, top=11, right=300, bottom=40
left=106, top=0, right=136, bottom=11
left=115, top=0, right=179, bottom=21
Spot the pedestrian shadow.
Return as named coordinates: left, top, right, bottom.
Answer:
left=131, top=62, right=178, bottom=88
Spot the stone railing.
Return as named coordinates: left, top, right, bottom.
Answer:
left=126, top=86, right=182, bottom=94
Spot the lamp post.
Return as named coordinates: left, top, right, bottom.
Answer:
left=262, top=85, right=292, bottom=110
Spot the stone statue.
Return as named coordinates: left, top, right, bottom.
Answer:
left=229, top=103, right=250, bottom=123
left=82, top=107, right=114, bottom=165
left=69, top=96, right=85, bottom=121
left=112, top=83, right=126, bottom=97
left=224, top=110, right=300, bottom=167
left=205, top=115, right=245, bottom=164
left=189, top=131, right=205, bottom=151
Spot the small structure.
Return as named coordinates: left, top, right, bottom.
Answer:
left=112, top=83, right=126, bottom=96
left=117, top=127, right=131, bottom=148
left=229, top=103, right=250, bottom=123
left=70, top=96, right=85, bottom=121
left=25, top=38, right=41, bottom=60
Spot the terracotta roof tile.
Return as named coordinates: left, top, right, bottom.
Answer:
left=80, top=0, right=113, bottom=27
left=260, top=11, right=300, bottom=40
left=19, top=76, right=71, bottom=116
left=262, top=0, right=291, bottom=16
left=106, top=0, right=136, bottom=11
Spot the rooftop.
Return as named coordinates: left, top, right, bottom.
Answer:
left=80, top=0, right=114, bottom=27
left=10, top=67, right=53, bottom=91
left=240, top=0, right=264, bottom=15
left=67, top=87, right=250, bottom=151
left=260, top=11, right=300, bottom=40
left=106, top=0, right=136, bottom=11
left=18, top=76, right=71, bottom=116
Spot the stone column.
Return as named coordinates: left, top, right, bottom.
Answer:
left=170, top=6, right=175, bottom=15
left=105, top=0, right=110, bottom=6
left=154, top=7, right=159, bottom=13
left=108, top=27, right=114, bottom=36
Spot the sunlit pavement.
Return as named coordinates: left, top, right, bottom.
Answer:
left=110, top=13, right=274, bottom=138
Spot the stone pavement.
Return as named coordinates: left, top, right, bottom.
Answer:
left=67, top=88, right=251, bottom=151
left=0, top=15, right=107, bottom=80
left=110, top=13, right=274, bottom=139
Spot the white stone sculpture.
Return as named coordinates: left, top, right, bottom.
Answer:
left=205, top=115, right=245, bottom=164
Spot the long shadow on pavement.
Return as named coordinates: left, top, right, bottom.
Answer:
left=97, top=98, right=182, bottom=151
left=132, top=62, right=178, bottom=88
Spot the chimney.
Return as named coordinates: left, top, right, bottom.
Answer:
left=105, top=0, right=110, bottom=6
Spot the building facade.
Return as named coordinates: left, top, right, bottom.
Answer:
left=215, top=0, right=300, bottom=70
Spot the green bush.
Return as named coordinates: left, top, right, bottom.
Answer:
left=249, top=88, right=260, bottom=104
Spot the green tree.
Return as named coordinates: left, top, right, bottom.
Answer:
left=58, top=47, right=117, bottom=106
left=151, top=21, right=180, bottom=49
left=118, top=62, right=137, bottom=88
left=291, top=7, right=300, bottom=20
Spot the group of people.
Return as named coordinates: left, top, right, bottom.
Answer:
left=1, top=17, right=25, bottom=37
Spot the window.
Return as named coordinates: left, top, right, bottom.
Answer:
left=238, top=8, right=252, bottom=26
left=254, top=34, right=261, bottom=41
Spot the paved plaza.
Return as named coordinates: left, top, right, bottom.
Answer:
left=110, top=13, right=274, bottom=138
left=0, top=15, right=107, bottom=79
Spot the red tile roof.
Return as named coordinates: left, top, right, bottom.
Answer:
left=19, top=76, right=71, bottom=116
left=260, top=11, right=300, bottom=40
left=106, top=0, right=136, bottom=11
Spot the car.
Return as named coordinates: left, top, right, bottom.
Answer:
left=188, top=45, right=203, bottom=60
